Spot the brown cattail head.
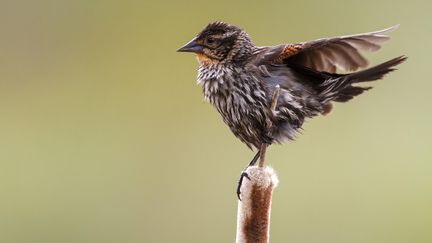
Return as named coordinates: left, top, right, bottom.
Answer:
left=236, top=166, right=278, bottom=243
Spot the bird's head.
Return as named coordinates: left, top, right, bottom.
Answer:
left=177, top=22, right=253, bottom=65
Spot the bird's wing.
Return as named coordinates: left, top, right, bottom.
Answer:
left=258, top=25, right=398, bottom=73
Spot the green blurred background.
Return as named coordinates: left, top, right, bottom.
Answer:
left=1, top=0, right=431, bottom=242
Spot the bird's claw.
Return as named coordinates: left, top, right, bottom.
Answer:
left=237, top=172, right=250, bottom=201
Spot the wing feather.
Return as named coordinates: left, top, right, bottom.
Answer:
left=270, top=25, right=399, bottom=72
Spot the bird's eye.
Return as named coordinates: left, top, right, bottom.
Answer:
left=206, top=37, right=216, bottom=44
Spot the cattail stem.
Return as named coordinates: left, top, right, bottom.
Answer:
left=236, top=166, right=278, bottom=243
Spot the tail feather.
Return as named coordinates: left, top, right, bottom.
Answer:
left=319, top=56, right=406, bottom=103
left=348, top=55, right=407, bottom=83
left=333, top=86, right=372, bottom=102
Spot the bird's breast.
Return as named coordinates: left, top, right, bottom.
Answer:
left=198, top=66, right=269, bottom=125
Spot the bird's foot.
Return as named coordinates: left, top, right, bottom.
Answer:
left=237, top=171, right=250, bottom=200
left=236, top=150, right=261, bottom=200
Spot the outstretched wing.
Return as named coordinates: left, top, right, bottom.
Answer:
left=265, top=25, right=399, bottom=73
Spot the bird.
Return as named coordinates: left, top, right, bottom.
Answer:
left=177, top=21, right=406, bottom=199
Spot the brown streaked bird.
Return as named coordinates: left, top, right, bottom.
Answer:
left=177, top=22, right=406, bottom=199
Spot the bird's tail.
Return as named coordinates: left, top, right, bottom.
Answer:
left=319, top=56, right=407, bottom=103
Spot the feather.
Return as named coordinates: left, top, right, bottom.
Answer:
left=265, top=25, right=399, bottom=73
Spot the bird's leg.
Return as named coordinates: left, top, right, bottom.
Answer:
left=237, top=85, right=281, bottom=199
left=247, top=149, right=262, bottom=167
left=258, top=85, right=280, bottom=167
left=258, top=143, right=268, bottom=167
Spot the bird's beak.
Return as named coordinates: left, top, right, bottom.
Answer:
left=177, top=37, right=203, bottom=53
